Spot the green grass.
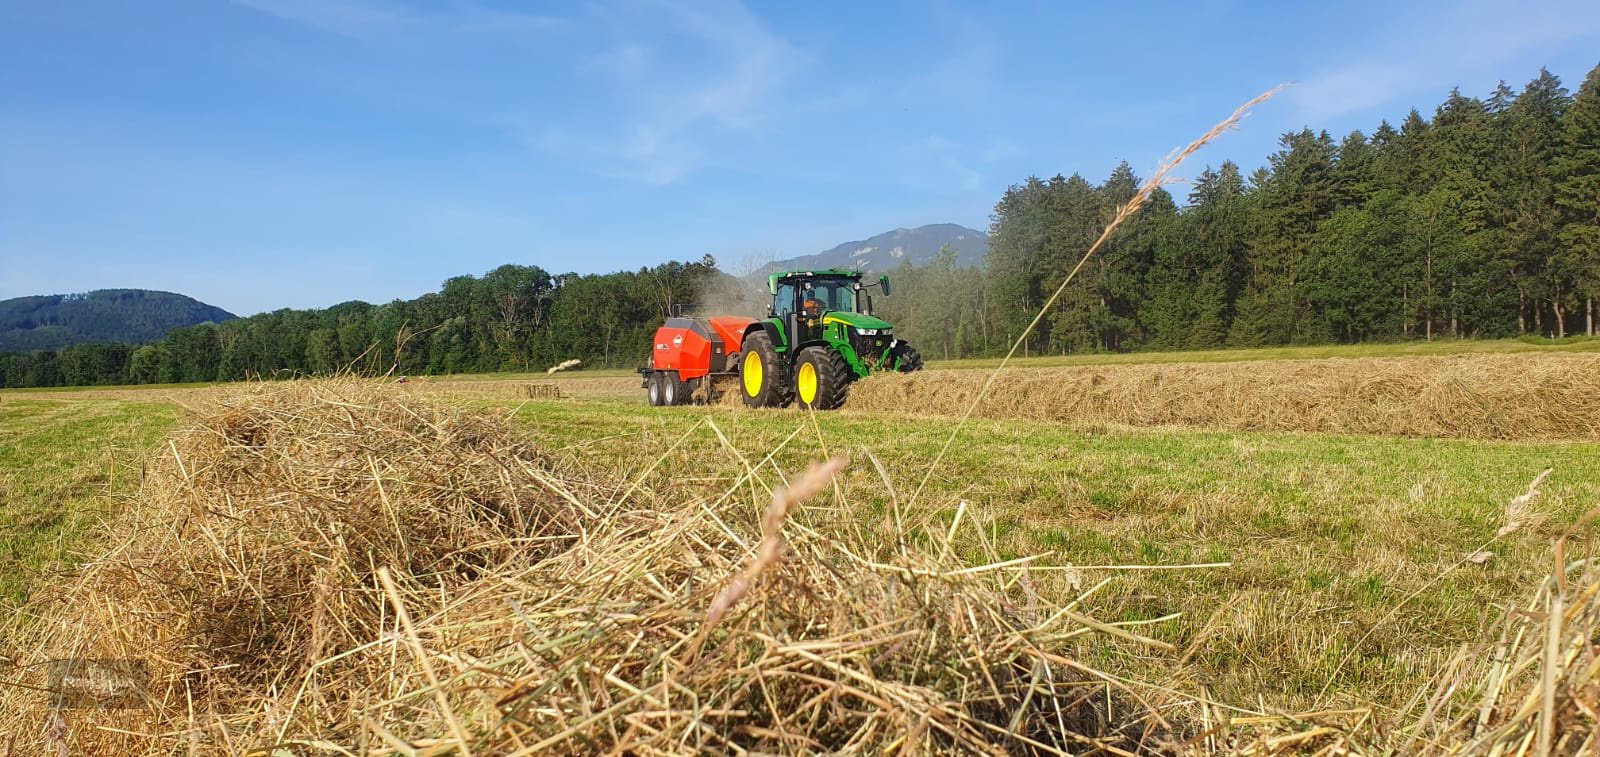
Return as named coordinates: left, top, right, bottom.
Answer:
left=0, top=399, right=179, bottom=606
left=0, top=380, right=218, bottom=394
left=501, top=397, right=1600, bottom=712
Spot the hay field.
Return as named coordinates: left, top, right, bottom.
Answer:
left=1, top=347, right=1599, bottom=753
left=851, top=352, right=1600, bottom=440
left=0, top=399, right=179, bottom=605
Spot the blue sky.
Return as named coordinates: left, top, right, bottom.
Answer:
left=2, top=1, right=1597, bottom=315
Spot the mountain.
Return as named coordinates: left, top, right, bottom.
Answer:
left=756, top=223, right=988, bottom=276
left=0, top=289, right=236, bottom=352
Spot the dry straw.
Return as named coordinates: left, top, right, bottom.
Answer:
left=850, top=353, right=1600, bottom=441
left=0, top=380, right=1172, bottom=754
left=545, top=359, right=582, bottom=376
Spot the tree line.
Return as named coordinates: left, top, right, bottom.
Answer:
left=2, top=63, right=1596, bottom=387
left=881, top=64, right=1600, bottom=358
left=0, top=260, right=720, bottom=387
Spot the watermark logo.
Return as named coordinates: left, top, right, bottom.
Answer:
left=23, top=658, right=149, bottom=709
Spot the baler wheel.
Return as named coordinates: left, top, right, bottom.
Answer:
left=663, top=372, right=687, bottom=406
left=647, top=372, right=665, bottom=406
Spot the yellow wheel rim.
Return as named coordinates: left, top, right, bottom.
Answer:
left=797, top=361, right=818, bottom=405
left=742, top=351, right=763, bottom=397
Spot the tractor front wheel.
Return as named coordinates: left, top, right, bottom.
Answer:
left=795, top=347, right=850, bottom=410
left=893, top=343, right=924, bottom=372
left=740, top=331, right=791, bottom=408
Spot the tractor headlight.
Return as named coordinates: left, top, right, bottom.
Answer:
left=857, top=329, right=879, bottom=336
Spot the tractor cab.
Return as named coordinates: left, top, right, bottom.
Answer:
left=766, top=269, right=888, bottom=347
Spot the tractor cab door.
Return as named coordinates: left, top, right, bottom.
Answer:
left=773, top=281, right=807, bottom=353
left=794, top=283, right=829, bottom=345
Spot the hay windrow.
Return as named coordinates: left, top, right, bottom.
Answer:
left=0, top=380, right=1164, bottom=754
left=848, top=353, right=1600, bottom=440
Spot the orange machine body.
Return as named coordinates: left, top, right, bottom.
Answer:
left=650, top=316, right=756, bottom=380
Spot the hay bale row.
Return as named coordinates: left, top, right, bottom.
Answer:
left=516, top=382, right=562, bottom=399
left=421, top=375, right=640, bottom=402
left=848, top=353, right=1600, bottom=440
left=0, top=381, right=1159, bottom=754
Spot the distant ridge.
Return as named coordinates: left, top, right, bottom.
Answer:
left=755, top=223, right=988, bottom=276
left=0, top=289, right=236, bottom=351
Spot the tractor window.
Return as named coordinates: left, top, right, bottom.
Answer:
left=809, top=280, right=855, bottom=313
left=774, top=283, right=797, bottom=316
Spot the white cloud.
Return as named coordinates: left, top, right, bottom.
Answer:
left=450, top=8, right=563, bottom=36
left=1293, top=0, right=1600, bottom=121
left=581, top=44, right=653, bottom=80
left=233, top=0, right=560, bottom=41
left=234, top=0, right=411, bottom=37
left=539, top=0, right=802, bottom=184
left=906, top=133, right=983, bottom=193
left=979, top=139, right=1022, bottom=162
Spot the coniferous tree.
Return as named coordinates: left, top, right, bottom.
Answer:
left=1043, top=173, right=1109, bottom=353
left=1495, top=69, right=1572, bottom=334
left=1557, top=63, right=1600, bottom=336
left=1231, top=130, right=1339, bottom=345
left=985, top=177, right=1051, bottom=356
left=1334, top=130, right=1375, bottom=205
left=1411, top=88, right=1498, bottom=337
left=1303, top=191, right=1409, bottom=341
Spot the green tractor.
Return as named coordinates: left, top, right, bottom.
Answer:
left=739, top=269, right=923, bottom=410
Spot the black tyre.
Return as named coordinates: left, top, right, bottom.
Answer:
left=893, top=343, right=924, bottom=372
left=739, top=331, right=792, bottom=408
left=662, top=371, right=687, bottom=406
left=794, top=346, right=850, bottom=410
left=646, top=371, right=665, bottom=406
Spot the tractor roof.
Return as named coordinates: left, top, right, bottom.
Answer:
left=767, top=269, right=862, bottom=294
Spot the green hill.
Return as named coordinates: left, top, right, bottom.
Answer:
left=0, top=289, right=236, bottom=352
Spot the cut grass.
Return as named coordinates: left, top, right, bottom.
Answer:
left=0, top=399, right=179, bottom=606
left=851, top=352, right=1600, bottom=441
left=3, top=361, right=1597, bottom=728
left=923, top=334, right=1600, bottom=370
left=3, top=336, right=1589, bottom=398
left=501, top=397, right=1600, bottom=713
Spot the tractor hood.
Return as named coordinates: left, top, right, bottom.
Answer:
left=822, top=312, right=893, bottom=330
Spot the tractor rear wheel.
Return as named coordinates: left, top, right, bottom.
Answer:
left=893, top=343, right=924, bottom=372
left=647, top=371, right=665, bottom=406
left=740, top=331, right=791, bottom=408
left=795, top=347, right=850, bottom=410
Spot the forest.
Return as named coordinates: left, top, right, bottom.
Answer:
left=2, top=64, right=1596, bottom=388
left=0, top=289, right=236, bottom=352
left=883, top=64, right=1600, bottom=359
